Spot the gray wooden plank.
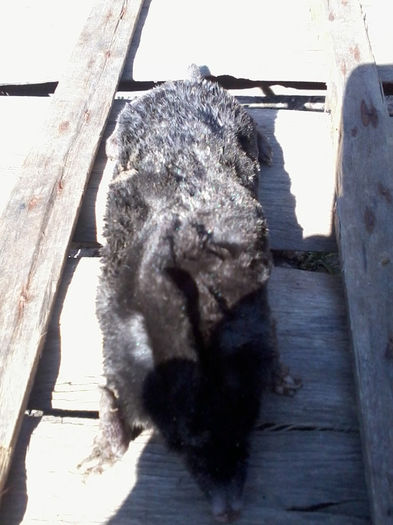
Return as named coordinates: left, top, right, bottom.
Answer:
left=0, top=0, right=95, bottom=85
left=29, top=260, right=358, bottom=431
left=0, top=0, right=326, bottom=86
left=316, top=1, right=393, bottom=523
left=0, top=415, right=369, bottom=524
left=74, top=103, right=337, bottom=251
left=0, top=0, right=144, bottom=500
left=0, top=97, right=51, bottom=218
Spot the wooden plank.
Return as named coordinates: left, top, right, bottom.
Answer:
left=0, top=98, right=51, bottom=217
left=29, top=260, right=358, bottom=431
left=123, top=0, right=326, bottom=83
left=0, top=415, right=369, bottom=524
left=315, top=1, right=393, bottom=523
left=0, top=0, right=144, bottom=501
left=73, top=104, right=337, bottom=251
left=0, top=0, right=95, bottom=85
left=0, top=0, right=326, bottom=85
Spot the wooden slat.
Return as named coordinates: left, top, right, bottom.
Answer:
left=1, top=415, right=368, bottom=524
left=0, top=0, right=144, bottom=500
left=360, top=0, right=393, bottom=84
left=0, top=98, right=51, bottom=217
left=29, top=260, right=358, bottom=431
left=0, top=0, right=95, bottom=85
left=123, top=0, right=326, bottom=83
left=73, top=104, right=337, bottom=251
left=0, top=0, right=325, bottom=86
left=316, top=1, right=393, bottom=523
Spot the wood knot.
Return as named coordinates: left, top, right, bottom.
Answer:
left=364, top=207, right=375, bottom=233
left=378, top=182, right=392, bottom=204
left=351, top=127, right=358, bottom=137
left=385, top=336, right=393, bottom=360
left=28, top=195, right=40, bottom=211
left=351, top=45, right=360, bottom=62
left=58, top=121, right=70, bottom=133
left=361, top=100, right=378, bottom=128
left=329, top=11, right=335, bottom=21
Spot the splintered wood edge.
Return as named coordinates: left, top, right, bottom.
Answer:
left=0, top=0, right=144, bottom=501
left=314, top=0, right=393, bottom=522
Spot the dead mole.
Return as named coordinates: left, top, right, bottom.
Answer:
left=80, top=66, right=300, bottom=522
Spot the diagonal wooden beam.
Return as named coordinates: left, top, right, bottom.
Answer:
left=0, top=0, right=144, bottom=500
left=315, top=1, right=393, bottom=523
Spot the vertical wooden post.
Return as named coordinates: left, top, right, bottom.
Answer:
left=315, top=1, right=393, bottom=522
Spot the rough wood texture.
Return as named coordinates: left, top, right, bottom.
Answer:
left=0, top=0, right=144, bottom=500
left=317, top=1, right=393, bottom=523
left=1, top=415, right=368, bottom=524
left=73, top=103, right=337, bottom=251
left=29, top=261, right=357, bottom=432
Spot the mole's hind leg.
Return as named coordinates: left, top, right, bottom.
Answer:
left=268, top=321, right=302, bottom=396
left=78, top=386, right=137, bottom=475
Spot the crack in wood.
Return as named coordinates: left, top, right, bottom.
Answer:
left=256, top=422, right=358, bottom=434
left=286, top=499, right=361, bottom=512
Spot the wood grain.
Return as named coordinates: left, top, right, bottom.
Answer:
left=1, top=415, right=369, bottom=524
left=0, top=0, right=144, bottom=500
left=29, top=261, right=358, bottom=431
left=316, top=1, right=393, bottom=523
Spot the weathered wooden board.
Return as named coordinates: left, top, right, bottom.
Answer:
left=0, top=415, right=369, bottom=524
left=317, top=1, right=393, bottom=523
left=360, top=0, right=393, bottom=84
left=0, top=0, right=95, bottom=85
left=1, top=0, right=390, bottom=89
left=29, top=260, right=357, bottom=430
left=0, top=0, right=144, bottom=500
left=0, top=97, right=51, bottom=217
left=73, top=104, right=336, bottom=251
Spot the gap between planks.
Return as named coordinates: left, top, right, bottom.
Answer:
left=314, top=1, right=393, bottom=523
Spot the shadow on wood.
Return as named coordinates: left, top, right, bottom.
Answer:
left=331, top=62, right=393, bottom=524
